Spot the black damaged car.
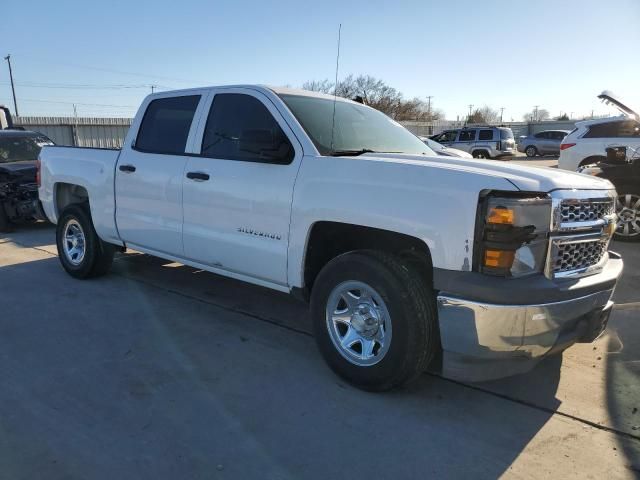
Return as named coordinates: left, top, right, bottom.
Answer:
left=579, top=145, right=640, bottom=242
left=0, top=130, right=54, bottom=231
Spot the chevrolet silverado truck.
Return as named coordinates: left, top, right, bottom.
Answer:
left=39, top=86, right=623, bottom=391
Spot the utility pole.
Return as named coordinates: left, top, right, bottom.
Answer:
left=533, top=105, right=539, bottom=122
left=4, top=54, right=19, bottom=116
left=500, top=107, right=505, bottom=124
left=425, top=95, right=433, bottom=119
left=468, top=104, right=474, bottom=120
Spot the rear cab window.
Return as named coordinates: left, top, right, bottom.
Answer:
left=135, top=95, right=201, bottom=154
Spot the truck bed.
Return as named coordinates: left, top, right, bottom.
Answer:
left=39, top=146, right=122, bottom=244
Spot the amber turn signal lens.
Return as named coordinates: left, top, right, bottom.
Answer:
left=487, top=206, right=514, bottom=225
left=484, top=249, right=515, bottom=268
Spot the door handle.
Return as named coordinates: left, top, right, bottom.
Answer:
left=119, top=164, right=136, bottom=173
left=186, top=171, right=210, bottom=181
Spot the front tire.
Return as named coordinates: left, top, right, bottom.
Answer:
left=473, top=150, right=489, bottom=159
left=615, top=190, right=640, bottom=242
left=56, top=204, right=115, bottom=278
left=525, top=146, right=538, bottom=157
left=310, top=250, right=439, bottom=391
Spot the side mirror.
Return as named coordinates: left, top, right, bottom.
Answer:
left=605, top=146, right=627, bottom=163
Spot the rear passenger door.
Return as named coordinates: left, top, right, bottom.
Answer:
left=456, top=129, right=476, bottom=152
left=182, top=88, right=302, bottom=287
left=115, top=92, right=207, bottom=256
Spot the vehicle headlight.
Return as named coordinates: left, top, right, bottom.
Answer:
left=475, top=193, right=551, bottom=277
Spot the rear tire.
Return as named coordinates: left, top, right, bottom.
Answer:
left=473, top=150, right=490, bottom=159
left=56, top=204, right=115, bottom=278
left=310, top=250, right=439, bottom=391
left=525, top=146, right=538, bottom=157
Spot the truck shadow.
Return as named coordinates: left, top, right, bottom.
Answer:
left=0, top=220, right=56, bottom=249
left=4, top=246, right=637, bottom=477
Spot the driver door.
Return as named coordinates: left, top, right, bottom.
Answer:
left=182, top=88, right=302, bottom=287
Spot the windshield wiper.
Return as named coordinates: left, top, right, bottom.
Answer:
left=329, top=148, right=377, bottom=157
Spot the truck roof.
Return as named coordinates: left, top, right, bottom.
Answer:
left=145, top=85, right=359, bottom=105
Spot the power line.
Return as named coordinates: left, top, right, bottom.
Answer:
left=18, top=98, right=136, bottom=108
left=19, top=56, right=205, bottom=85
left=0, top=81, right=173, bottom=90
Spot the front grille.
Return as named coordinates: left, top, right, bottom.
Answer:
left=553, top=239, right=608, bottom=274
left=560, top=199, right=614, bottom=223
left=549, top=194, right=615, bottom=278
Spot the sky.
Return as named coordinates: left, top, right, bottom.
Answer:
left=2, top=0, right=639, bottom=120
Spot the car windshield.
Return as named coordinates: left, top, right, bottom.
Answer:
left=279, top=94, right=435, bottom=156
left=0, top=135, right=54, bottom=163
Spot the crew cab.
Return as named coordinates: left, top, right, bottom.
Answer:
left=39, top=86, right=623, bottom=391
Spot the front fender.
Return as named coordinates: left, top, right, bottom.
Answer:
left=287, top=155, right=518, bottom=288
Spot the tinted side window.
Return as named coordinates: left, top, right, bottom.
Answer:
left=584, top=122, right=620, bottom=138
left=201, top=93, right=293, bottom=164
left=553, top=131, right=567, bottom=140
left=534, top=132, right=546, bottom=139
left=478, top=129, right=493, bottom=140
left=617, top=121, right=640, bottom=137
left=440, top=131, right=458, bottom=142
left=459, top=130, right=476, bottom=141
left=135, top=95, right=200, bottom=154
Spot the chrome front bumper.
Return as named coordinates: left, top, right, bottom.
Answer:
left=437, top=289, right=615, bottom=382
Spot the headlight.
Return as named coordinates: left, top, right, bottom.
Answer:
left=475, top=193, right=551, bottom=277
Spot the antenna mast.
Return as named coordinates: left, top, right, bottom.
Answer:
left=330, top=23, right=342, bottom=153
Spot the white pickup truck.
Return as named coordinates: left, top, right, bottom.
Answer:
left=39, top=86, right=623, bottom=391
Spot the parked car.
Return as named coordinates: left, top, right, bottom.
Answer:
left=430, top=126, right=515, bottom=159
left=559, top=91, right=640, bottom=171
left=579, top=145, right=640, bottom=241
left=419, top=137, right=473, bottom=158
left=39, top=86, right=621, bottom=391
left=0, top=130, right=53, bottom=231
left=517, top=130, right=570, bottom=157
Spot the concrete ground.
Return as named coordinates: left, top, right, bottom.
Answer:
left=1, top=224, right=639, bottom=479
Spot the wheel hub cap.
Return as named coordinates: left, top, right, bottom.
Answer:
left=325, top=280, right=392, bottom=367
left=351, top=304, right=381, bottom=337
left=616, top=194, right=640, bottom=237
left=63, top=219, right=86, bottom=266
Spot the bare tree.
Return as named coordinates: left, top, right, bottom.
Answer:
left=467, top=106, right=499, bottom=124
left=302, top=79, right=333, bottom=94
left=302, top=75, right=444, bottom=121
left=523, top=108, right=550, bottom=122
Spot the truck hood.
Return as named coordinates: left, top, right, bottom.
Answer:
left=359, top=153, right=614, bottom=193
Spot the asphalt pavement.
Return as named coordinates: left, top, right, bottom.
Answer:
left=0, top=223, right=639, bottom=479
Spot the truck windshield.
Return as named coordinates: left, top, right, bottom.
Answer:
left=0, top=135, right=54, bottom=163
left=279, top=94, right=435, bottom=156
